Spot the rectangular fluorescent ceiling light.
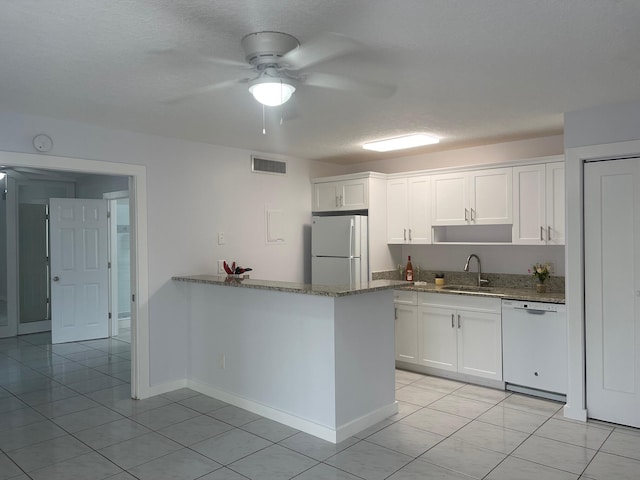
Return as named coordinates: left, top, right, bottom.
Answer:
left=362, top=133, right=440, bottom=152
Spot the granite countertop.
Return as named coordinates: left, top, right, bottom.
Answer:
left=400, top=283, right=565, bottom=304
left=172, top=274, right=408, bottom=297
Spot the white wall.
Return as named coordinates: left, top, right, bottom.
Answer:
left=0, top=111, right=337, bottom=387
left=394, top=244, right=565, bottom=277
left=565, top=99, right=640, bottom=149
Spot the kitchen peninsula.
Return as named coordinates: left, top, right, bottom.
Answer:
left=172, top=274, right=407, bottom=443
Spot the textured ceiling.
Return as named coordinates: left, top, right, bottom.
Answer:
left=2, top=1, right=639, bottom=164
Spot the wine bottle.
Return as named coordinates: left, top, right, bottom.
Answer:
left=405, top=256, right=414, bottom=281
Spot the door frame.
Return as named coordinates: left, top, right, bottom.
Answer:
left=0, top=150, right=149, bottom=400
left=104, top=190, right=129, bottom=338
left=565, top=138, right=640, bottom=423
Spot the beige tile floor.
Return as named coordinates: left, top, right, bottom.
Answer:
left=1, top=332, right=639, bottom=479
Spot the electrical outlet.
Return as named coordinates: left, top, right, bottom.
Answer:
left=218, top=260, right=225, bottom=274
left=219, top=353, right=226, bottom=369
left=217, top=232, right=226, bottom=245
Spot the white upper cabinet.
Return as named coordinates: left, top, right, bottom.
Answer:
left=387, top=178, right=409, bottom=243
left=432, top=172, right=468, bottom=225
left=545, top=162, right=565, bottom=245
left=386, top=176, right=431, bottom=244
left=512, top=160, right=565, bottom=245
left=314, top=182, right=341, bottom=211
left=432, top=168, right=512, bottom=226
left=470, top=168, right=513, bottom=224
left=313, top=177, right=368, bottom=212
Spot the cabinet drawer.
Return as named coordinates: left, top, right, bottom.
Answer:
left=418, top=292, right=500, bottom=313
left=394, top=290, right=418, bottom=305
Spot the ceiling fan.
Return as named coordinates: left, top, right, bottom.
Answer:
left=163, top=31, right=396, bottom=107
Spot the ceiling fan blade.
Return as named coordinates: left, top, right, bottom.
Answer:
left=280, top=33, right=360, bottom=70
left=149, top=48, right=249, bottom=69
left=161, top=78, right=249, bottom=104
left=304, top=72, right=397, bottom=98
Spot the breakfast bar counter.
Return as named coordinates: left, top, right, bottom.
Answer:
left=173, top=275, right=407, bottom=443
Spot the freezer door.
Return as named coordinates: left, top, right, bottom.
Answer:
left=312, top=215, right=364, bottom=257
left=312, top=257, right=362, bottom=286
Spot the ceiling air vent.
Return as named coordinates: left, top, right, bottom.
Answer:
left=251, top=156, right=287, bottom=175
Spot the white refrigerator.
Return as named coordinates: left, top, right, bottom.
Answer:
left=311, top=215, right=368, bottom=286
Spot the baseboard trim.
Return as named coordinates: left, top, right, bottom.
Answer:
left=334, top=402, right=399, bottom=443
left=563, top=404, right=588, bottom=422
left=396, top=361, right=505, bottom=390
left=138, top=379, right=188, bottom=399
left=188, top=379, right=397, bottom=444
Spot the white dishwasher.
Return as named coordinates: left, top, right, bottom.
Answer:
left=502, top=300, right=567, bottom=400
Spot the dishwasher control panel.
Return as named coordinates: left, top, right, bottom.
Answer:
left=502, top=300, right=565, bottom=313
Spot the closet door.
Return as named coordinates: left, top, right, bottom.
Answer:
left=585, top=158, right=640, bottom=427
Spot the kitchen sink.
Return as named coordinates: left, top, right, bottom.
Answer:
left=439, top=285, right=505, bottom=297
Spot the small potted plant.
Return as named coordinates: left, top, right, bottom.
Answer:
left=529, top=263, right=551, bottom=293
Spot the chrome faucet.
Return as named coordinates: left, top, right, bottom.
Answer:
left=464, top=254, right=488, bottom=287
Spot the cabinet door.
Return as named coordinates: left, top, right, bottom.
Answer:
left=341, top=179, right=368, bottom=210
left=545, top=162, right=565, bottom=245
left=432, top=173, right=468, bottom=225
left=408, top=176, right=431, bottom=243
left=387, top=178, right=409, bottom=243
left=457, top=310, right=502, bottom=380
left=469, top=168, right=512, bottom=224
left=313, top=182, right=339, bottom=212
left=418, top=306, right=457, bottom=372
left=512, top=164, right=546, bottom=245
left=395, top=304, right=418, bottom=363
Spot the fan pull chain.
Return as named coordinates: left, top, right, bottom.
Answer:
left=262, top=104, right=266, bottom=135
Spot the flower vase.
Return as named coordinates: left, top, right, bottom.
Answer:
left=536, top=283, right=547, bottom=293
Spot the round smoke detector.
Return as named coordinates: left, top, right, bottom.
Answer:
left=241, top=31, right=299, bottom=66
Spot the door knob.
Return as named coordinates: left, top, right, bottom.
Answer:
left=53, top=276, right=60, bottom=282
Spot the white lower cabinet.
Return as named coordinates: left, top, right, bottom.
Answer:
left=394, top=291, right=418, bottom=363
left=417, top=293, right=503, bottom=381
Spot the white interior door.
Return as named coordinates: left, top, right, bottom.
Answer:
left=50, top=198, right=109, bottom=344
left=585, top=158, right=640, bottom=427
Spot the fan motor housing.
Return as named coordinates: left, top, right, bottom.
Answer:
left=241, top=31, right=299, bottom=66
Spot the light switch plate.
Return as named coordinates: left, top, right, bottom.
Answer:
left=218, top=232, right=225, bottom=245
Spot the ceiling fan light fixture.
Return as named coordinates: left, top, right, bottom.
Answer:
left=248, top=78, right=296, bottom=107
left=363, top=133, right=440, bottom=152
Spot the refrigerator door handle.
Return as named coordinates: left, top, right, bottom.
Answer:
left=350, top=257, right=353, bottom=284
left=349, top=218, right=355, bottom=258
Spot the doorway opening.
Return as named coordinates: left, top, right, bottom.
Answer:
left=0, top=150, right=149, bottom=399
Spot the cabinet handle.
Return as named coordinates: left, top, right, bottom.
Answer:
left=548, top=226, right=552, bottom=241
left=540, top=226, right=544, bottom=241
left=336, top=196, right=339, bottom=208
left=394, top=308, right=398, bottom=321
left=408, top=229, right=412, bottom=241
left=451, top=314, right=454, bottom=328
left=457, top=314, right=461, bottom=328
left=465, top=208, right=469, bottom=222
left=403, top=228, right=407, bottom=241
left=470, top=208, right=475, bottom=222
